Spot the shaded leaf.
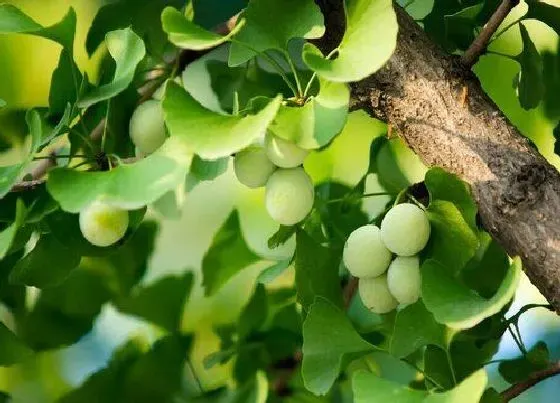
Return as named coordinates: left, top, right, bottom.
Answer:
left=526, top=0, right=560, bottom=37
left=303, top=0, right=397, bottom=82
left=163, top=81, right=281, bottom=159
left=302, top=298, right=375, bottom=395
left=190, top=155, right=230, bottom=182
left=202, top=211, right=260, bottom=296
left=514, top=24, right=544, bottom=110
left=117, top=272, right=194, bottom=332
left=499, top=341, right=550, bottom=384
left=257, top=259, right=291, bottom=284
left=0, top=200, right=26, bottom=259
left=238, top=284, right=267, bottom=340
left=0, top=322, right=32, bottom=366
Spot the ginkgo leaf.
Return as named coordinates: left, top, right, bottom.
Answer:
left=47, top=137, right=191, bottom=213
left=515, top=23, right=544, bottom=110
left=303, top=0, right=398, bottom=82
left=78, top=28, right=146, bottom=108
left=163, top=81, right=281, bottom=159
left=162, top=6, right=245, bottom=50
left=228, top=0, right=325, bottom=66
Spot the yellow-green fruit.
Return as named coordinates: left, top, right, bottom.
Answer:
left=265, top=133, right=309, bottom=168
left=359, top=274, right=398, bottom=314
left=79, top=202, right=129, bottom=247
left=343, top=225, right=392, bottom=278
left=129, top=100, right=167, bottom=154
left=265, top=167, right=314, bottom=225
left=234, top=146, right=276, bottom=188
left=380, top=203, right=430, bottom=256
left=387, top=256, right=421, bottom=305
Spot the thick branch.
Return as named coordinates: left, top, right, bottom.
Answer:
left=346, top=7, right=560, bottom=312
left=461, top=0, right=520, bottom=67
left=501, top=361, right=560, bottom=401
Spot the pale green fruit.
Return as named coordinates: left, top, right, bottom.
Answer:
left=234, top=146, right=276, bottom=188
left=381, top=203, right=430, bottom=256
left=79, top=202, right=129, bottom=247
left=265, top=133, right=309, bottom=168
left=129, top=100, right=167, bottom=154
left=343, top=225, right=392, bottom=278
left=265, top=167, right=314, bottom=225
left=359, top=274, right=398, bottom=314
left=387, top=256, right=421, bottom=305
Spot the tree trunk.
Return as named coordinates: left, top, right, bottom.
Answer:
left=321, top=3, right=560, bottom=312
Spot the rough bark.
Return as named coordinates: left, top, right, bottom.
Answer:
left=322, top=4, right=560, bottom=311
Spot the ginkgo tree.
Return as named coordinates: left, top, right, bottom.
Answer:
left=0, top=0, right=559, bottom=402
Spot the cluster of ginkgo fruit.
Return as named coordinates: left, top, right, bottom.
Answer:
left=343, top=203, right=431, bottom=314
left=234, top=134, right=315, bottom=226
left=78, top=89, right=168, bottom=247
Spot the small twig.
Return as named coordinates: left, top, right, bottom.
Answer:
left=501, top=361, right=560, bottom=402
left=343, top=277, right=359, bottom=309
left=461, top=0, right=520, bottom=67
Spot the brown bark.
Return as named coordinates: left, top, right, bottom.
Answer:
left=321, top=4, right=560, bottom=312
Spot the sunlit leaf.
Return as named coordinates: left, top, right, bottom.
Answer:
left=303, top=0, right=397, bottom=82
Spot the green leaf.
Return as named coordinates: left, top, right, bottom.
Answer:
left=352, top=369, right=487, bottom=403
left=257, top=259, right=291, bottom=284
left=192, top=0, right=248, bottom=29
left=189, top=155, right=230, bottom=182
left=514, top=24, right=544, bottom=110
left=268, top=78, right=350, bottom=149
left=444, top=4, right=484, bottom=51
left=85, top=0, right=183, bottom=56
left=422, top=258, right=521, bottom=329
left=229, top=372, right=269, bottom=403
left=117, top=272, right=193, bottom=332
left=526, top=0, right=560, bottom=37
left=0, top=322, right=32, bottom=366
left=302, top=298, right=375, bottom=395
left=267, top=225, right=297, bottom=249
left=0, top=5, right=76, bottom=48
left=228, top=0, right=325, bottom=66
left=0, top=200, right=26, bottom=259
left=50, top=49, right=82, bottom=118
left=238, top=284, right=268, bottom=340
left=554, top=122, right=560, bottom=157
left=0, top=110, right=43, bottom=198
left=425, top=200, right=479, bottom=274
left=303, top=0, right=398, bottom=82
left=78, top=28, right=146, bottom=108
left=202, top=211, right=260, bottom=296
left=390, top=301, right=448, bottom=358
left=542, top=46, right=560, bottom=120
left=480, top=388, right=502, bottom=403
left=425, top=167, right=477, bottom=230
left=47, top=137, right=191, bottom=213
left=163, top=81, right=281, bottom=159
left=9, top=234, right=81, bottom=288
left=499, top=341, right=550, bottom=384
left=294, top=230, right=344, bottom=311
left=162, top=6, right=244, bottom=50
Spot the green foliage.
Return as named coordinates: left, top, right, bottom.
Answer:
left=303, top=0, right=398, bottom=82
left=0, top=1, right=557, bottom=401
left=202, top=211, right=260, bottom=296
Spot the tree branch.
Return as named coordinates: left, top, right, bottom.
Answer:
left=335, top=5, right=560, bottom=313
left=461, top=0, right=520, bottom=67
left=501, top=361, right=560, bottom=401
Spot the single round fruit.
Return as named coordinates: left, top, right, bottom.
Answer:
left=380, top=203, right=430, bottom=256
left=265, top=167, right=314, bottom=225
left=359, top=274, right=398, bottom=314
left=129, top=100, right=167, bottom=154
left=234, top=146, right=276, bottom=188
left=387, top=256, right=421, bottom=305
left=343, top=225, right=392, bottom=278
left=265, top=133, right=309, bottom=168
left=79, top=202, right=129, bottom=247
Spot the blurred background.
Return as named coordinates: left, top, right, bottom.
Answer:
left=0, top=0, right=559, bottom=401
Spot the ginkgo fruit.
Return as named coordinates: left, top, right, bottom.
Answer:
left=381, top=203, right=430, bottom=256
left=343, top=225, right=392, bottom=278
left=79, top=202, right=129, bottom=247
left=265, top=132, right=309, bottom=168
left=265, top=167, right=314, bottom=225
left=129, top=99, right=167, bottom=154
left=387, top=256, right=421, bottom=305
left=359, top=274, right=398, bottom=314
left=234, top=146, right=276, bottom=188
